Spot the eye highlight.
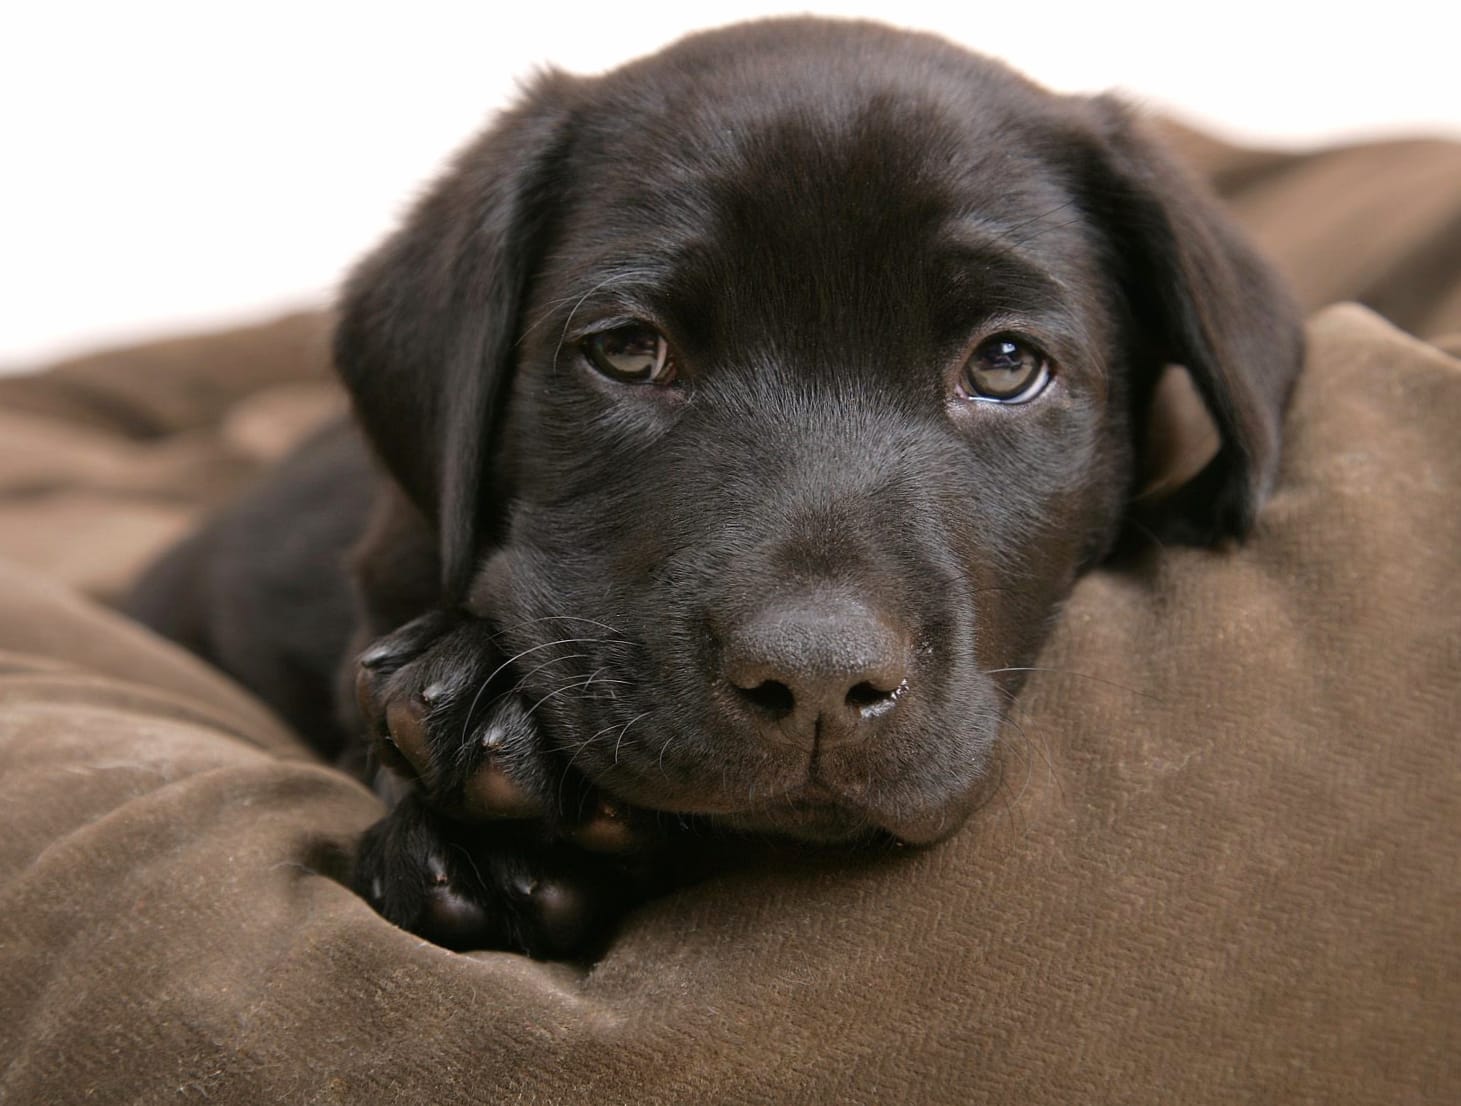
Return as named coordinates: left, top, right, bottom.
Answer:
left=960, top=335, right=1052, bottom=404
left=581, top=323, right=677, bottom=385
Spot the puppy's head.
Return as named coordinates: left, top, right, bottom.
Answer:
left=337, top=20, right=1302, bottom=845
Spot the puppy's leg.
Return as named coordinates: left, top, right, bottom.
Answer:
left=351, top=609, right=659, bottom=955
left=340, top=491, right=664, bottom=954
left=356, top=791, right=644, bottom=956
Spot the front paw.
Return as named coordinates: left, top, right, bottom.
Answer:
left=353, top=610, right=639, bottom=851
left=354, top=792, right=640, bottom=956
left=350, top=610, right=660, bottom=954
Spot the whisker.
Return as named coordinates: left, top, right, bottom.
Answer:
left=1005, top=213, right=1088, bottom=253
left=970, top=742, right=1020, bottom=839
left=992, top=197, right=1079, bottom=239
left=555, top=709, right=652, bottom=800
left=656, top=729, right=675, bottom=777
left=550, top=271, right=660, bottom=371
left=486, top=613, right=628, bottom=639
left=613, top=711, right=652, bottom=767
left=982, top=666, right=1161, bottom=703
left=503, top=651, right=594, bottom=697
left=999, top=707, right=1062, bottom=806
left=456, top=677, right=497, bottom=748
left=516, top=269, right=659, bottom=350
left=483, top=637, right=622, bottom=689
left=446, top=841, right=487, bottom=890
left=524, top=669, right=610, bottom=722
left=444, top=639, right=625, bottom=748
left=1119, top=515, right=1171, bottom=556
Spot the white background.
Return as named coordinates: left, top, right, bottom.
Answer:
left=2, top=1, right=1457, bottom=371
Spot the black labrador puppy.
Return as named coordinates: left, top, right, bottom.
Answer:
left=131, top=18, right=1303, bottom=957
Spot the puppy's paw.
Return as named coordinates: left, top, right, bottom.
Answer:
left=353, top=608, right=547, bottom=819
left=354, top=610, right=641, bottom=848
left=351, top=610, right=660, bottom=954
left=354, top=792, right=640, bottom=956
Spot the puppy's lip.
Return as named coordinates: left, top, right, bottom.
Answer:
left=603, top=765, right=973, bottom=845
left=747, top=774, right=855, bottom=813
left=791, top=779, right=965, bottom=847
left=870, top=807, right=964, bottom=847
left=786, top=779, right=842, bottom=807
left=645, top=779, right=846, bottom=818
left=743, top=778, right=880, bottom=834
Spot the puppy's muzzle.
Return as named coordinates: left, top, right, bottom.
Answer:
left=716, top=592, right=912, bottom=752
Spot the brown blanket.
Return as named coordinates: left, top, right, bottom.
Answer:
left=1, top=126, right=1458, bottom=1104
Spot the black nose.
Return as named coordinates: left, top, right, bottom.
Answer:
left=719, top=596, right=911, bottom=749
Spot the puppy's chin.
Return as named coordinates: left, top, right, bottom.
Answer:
left=709, top=802, right=883, bottom=846
left=710, top=806, right=955, bottom=848
left=666, top=777, right=984, bottom=848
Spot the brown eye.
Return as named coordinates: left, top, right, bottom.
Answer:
left=581, top=324, right=676, bottom=385
left=961, top=335, right=1052, bottom=403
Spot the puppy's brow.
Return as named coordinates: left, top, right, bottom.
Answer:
left=942, top=219, right=1076, bottom=297
left=980, top=197, right=1086, bottom=251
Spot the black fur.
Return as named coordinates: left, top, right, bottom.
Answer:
left=131, top=18, right=1303, bottom=956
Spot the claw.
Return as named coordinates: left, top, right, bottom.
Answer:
left=354, top=664, right=383, bottom=728
left=569, top=797, right=640, bottom=853
left=408, top=849, right=490, bottom=947
left=358, top=641, right=399, bottom=670
left=420, top=883, right=491, bottom=946
left=523, top=876, right=592, bottom=955
left=461, top=732, right=546, bottom=819
left=359, top=668, right=415, bottom=775
left=385, top=693, right=432, bottom=775
left=373, top=737, right=415, bottom=777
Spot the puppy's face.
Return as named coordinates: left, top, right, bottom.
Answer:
left=339, top=21, right=1303, bottom=846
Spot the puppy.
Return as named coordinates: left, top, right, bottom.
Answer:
left=131, top=18, right=1303, bottom=956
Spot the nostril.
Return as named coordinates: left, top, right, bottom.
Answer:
left=845, top=681, right=888, bottom=710
left=736, top=679, right=796, bottom=719
left=845, top=679, right=905, bottom=718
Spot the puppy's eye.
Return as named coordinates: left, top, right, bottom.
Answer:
left=961, top=335, right=1052, bottom=403
left=581, top=324, right=677, bottom=385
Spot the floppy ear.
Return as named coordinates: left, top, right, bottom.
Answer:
left=335, top=72, right=577, bottom=600
left=1075, top=97, right=1305, bottom=545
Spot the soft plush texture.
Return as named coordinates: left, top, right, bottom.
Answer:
left=0, top=125, right=1458, bottom=1104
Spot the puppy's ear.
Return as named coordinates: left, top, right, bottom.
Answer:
left=335, top=73, right=577, bottom=599
left=1076, top=97, right=1304, bottom=545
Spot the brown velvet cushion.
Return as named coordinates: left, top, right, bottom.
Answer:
left=1, top=126, right=1459, bottom=1103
